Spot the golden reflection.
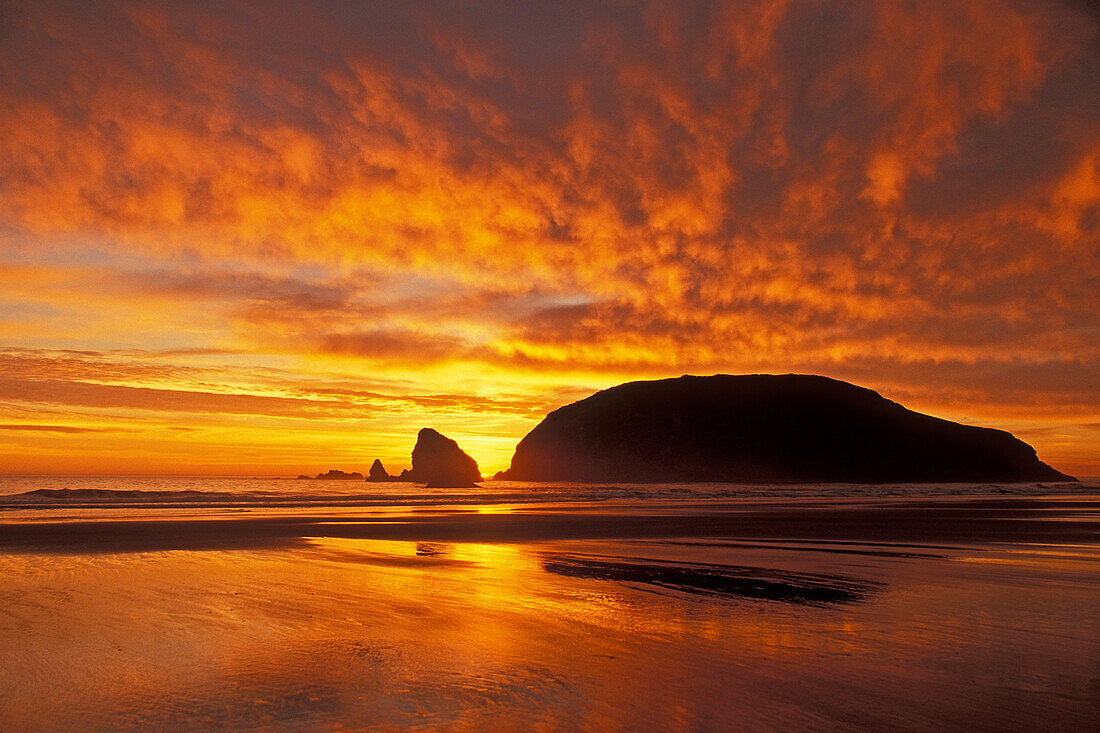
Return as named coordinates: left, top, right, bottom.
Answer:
left=1, top=530, right=1097, bottom=729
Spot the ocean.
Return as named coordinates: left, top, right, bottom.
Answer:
left=2, top=474, right=1096, bottom=512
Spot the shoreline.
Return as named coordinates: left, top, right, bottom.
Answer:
left=2, top=495, right=1097, bottom=553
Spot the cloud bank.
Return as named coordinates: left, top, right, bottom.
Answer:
left=1, top=1, right=1097, bottom=473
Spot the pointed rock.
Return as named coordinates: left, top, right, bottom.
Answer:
left=367, top=459, right=392, bottom=482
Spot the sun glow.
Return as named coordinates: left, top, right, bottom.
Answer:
left=1, top=1, right=1097, bottom=476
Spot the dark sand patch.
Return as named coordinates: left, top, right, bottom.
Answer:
left=542, top=553, right=881, bottom=605
left=645, top=539, right=949, bottom=559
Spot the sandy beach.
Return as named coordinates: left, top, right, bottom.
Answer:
left=1, top=488, right=1097, bottom=731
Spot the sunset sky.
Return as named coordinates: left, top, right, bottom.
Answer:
left=1, top=0, right=1097, bottom=477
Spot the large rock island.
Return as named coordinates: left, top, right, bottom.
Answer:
left=494, top=374, right=1074, bottom=483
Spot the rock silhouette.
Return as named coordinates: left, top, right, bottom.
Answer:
left=367, top=459, right=394, bottom=482
left=297, top=469, right=365, bottom=480
left=494, top=374, right=1075, bottom=483
left=404, top=428, right=481, bottom=487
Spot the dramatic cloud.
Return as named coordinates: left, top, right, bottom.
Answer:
left=1, top=1, right=1097, bottom=474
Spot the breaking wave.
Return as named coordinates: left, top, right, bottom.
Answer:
left=0, top=476, right=1093, bottom=512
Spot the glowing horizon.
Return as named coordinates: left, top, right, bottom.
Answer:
left=1, top=1, right=1097, bottom=477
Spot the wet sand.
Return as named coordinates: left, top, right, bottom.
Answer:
left=1, top=495, right=1097, bottom=730
left=2, top=496, right=1098, bottom=552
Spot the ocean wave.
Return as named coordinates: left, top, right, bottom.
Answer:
left=0, top=479, right=1094, bottom=511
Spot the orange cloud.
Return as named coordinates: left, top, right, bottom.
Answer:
left=0, top=1, right=1096, bottom=475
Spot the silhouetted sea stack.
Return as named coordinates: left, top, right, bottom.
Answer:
left=404, top=428, right=482, bottom=488
left=494, top=375, right=1075, bottom=483
left=367, top=459, right=393, bottom=482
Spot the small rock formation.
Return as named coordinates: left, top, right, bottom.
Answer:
left=303, top=469, right=365, bottom=480
left=403, top=428, right=482, bottom=488
left=494, top=374, right=1075, bottom=483
left=367, top=459, right=392, bottom=482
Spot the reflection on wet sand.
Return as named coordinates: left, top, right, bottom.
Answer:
left=0, top=498, right=1098, bottom=731
left=3, top=496, right=1099, bottom=553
